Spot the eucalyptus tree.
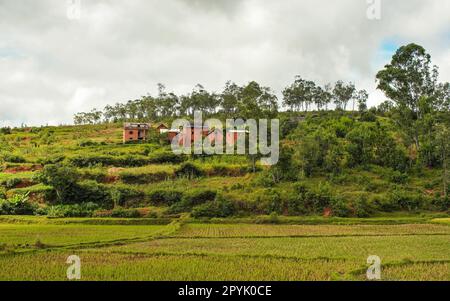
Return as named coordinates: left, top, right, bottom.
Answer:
left=376, top=43, right=442, bottom=160
left=333, top=80, right=356, bottom=111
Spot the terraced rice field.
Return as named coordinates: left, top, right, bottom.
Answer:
left=0, top=219, right=449, bottom=281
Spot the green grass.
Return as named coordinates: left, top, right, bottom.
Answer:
left=174, top=223, right=450, bottom=238
left=0, top=224, right=168, bottom=249
left=106, top=235, right=450, bottom=263
left=432, top=218, right=450, bottom=225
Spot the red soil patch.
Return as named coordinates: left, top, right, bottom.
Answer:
left=104, top=175, right=119, bottom=184
left=13, top=180, right=35, bottom=189
left=3, top=165, right=43, bottom=174
left=323, top=207, right=332, bottom=217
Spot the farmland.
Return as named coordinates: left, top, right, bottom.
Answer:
left=0, top=216, right=448, bottom=281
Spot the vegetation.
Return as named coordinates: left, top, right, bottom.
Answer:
left=0, top=43, right=448, bottom=280
left=0, top=218, right=448, bottom=281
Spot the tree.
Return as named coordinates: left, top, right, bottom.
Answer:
left=356, top=90, right=369, bottom=112
left=282, top=76, right=315, bottom=112
left=376, top=43, right=440, bottom=157
left=333, top=81, right=355, bottom=111
left=238, top=81, right=278, bottom=119
left=436, top=124, right=450, bottom=197
left=38, top=164, right=79, bottom=203
left=220, top=81, right=241, bottom=116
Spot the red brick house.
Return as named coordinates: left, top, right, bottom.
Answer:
left=168, top=125, right=210, bottom=145
left=123, top=123, right=150, bottom=143
left=156, top=123, right=169, bottom=134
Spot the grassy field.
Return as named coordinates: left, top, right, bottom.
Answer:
left=0, top=217, right=448, bottom=281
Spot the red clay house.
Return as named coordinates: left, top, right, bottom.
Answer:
left=156, top=123, right=169, bottom=134
left=168, top=125, right=211, bottom=145
left=123, top=123, right=150, bottom=143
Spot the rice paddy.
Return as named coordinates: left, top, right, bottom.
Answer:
left=0, top=218, right=448, bottom=281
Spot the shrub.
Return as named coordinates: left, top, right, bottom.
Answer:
left=351, top=195, right=373, bottom=217
left=191, top=196, right=235, bottom=218
left=257, top=190, right=283, bottom=215
left=46, top=202, right=100, bottom=218
left=330, top=198, right=351, bottom=217
left=182, top=189, right=217, bottom=207
left=0, top=193, right=37, bottom=215
left=0, top=127, right=11, bottom=135
left=175, top=162, right=204, bottom=179
left=1, top=153, right=26, bottom=163
left=360, top=111, right=377, bottom=122
left=432, top=196, right=450, bottom=211
left=112, top=186, right=145, bottom=207
left=37, top=155, right=65, bottom=165
left=168, top=189, right=217, bottom=213
left=79, top=169, right=109, bottom=183
left=392, top=189, right=423, bottom=211
left=0, top=187, right=6, bottom=199
left=148, top=151, right=185, bottom=164
left=110, top=207, right=141, bottom=218
left=147, top=190, right=183, bottom=206
left=3, top=177, right=23, bottom=189
left=119, top=170, right=172, bottom=184
left=78, top=139, right=105, bottom=147
left=76, top=181, right=115, bottom=209
left=384, top=170, right=409, bottom=184
left=37, top=164, right=79, bottom=203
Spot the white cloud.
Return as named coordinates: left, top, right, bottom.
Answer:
left=0, top=0, right=448, bottom=126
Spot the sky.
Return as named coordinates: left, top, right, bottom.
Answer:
left=0, top=0, right=449, bottom=127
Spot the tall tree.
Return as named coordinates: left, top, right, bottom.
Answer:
left=333, top=80, right=355, bottom=111
left=376, top=43, right=440, bottom=157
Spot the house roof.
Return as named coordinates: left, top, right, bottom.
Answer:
left=124, top=123, right=150, bottom=130
left=156, top=123, right=168, bottom=129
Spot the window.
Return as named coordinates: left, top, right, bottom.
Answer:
left=129, top=131, right=133, bottom=135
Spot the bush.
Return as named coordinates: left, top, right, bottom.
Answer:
left=351, top=195, right=373, bottom=217
left=432, top=196, right=450, bottom=211
left=168, top=189, right=217, bottom=213
left=37, top=155, right=65, bottom=165
left=110, top=207, right=141, bottom=218
left=360, top=111, right=377, bottom=122
left=256, top=190, right=283, bottom=215
left=3, top=177, right=23, bottom=189
left=78, top=139, right=105, bottom=147
left=0, top=187, right=6, bottom=199
left=0, top=153, right=26, bottom=163
left=46, top=202, right=100, bottom=218
left=111, top=186, right=145, bottom=207
left=191, top=196, right=235, bottom=218
left=175, top=162, right=204, bottom=179
left=0, top=127, right=11, bottom=135
left=0, top=193, right=37, bottom=215
left=79, top=169, right=109, bottom=183
left=375, top=189, right=423, bottom=212
left=37, top=164, right=79, bottom=203
left=148, top=151, right=185, bottom=164
left=330, top=198, right=351, bottom=217
left=119, top=170, right=172, bottom=184
left=76, top=181, right=115, bottom=209
left=147, top=190, right=183, bottom=206
left=384, top=170, right=409, bottom=184
left=182, top=189, right=217, bottom=207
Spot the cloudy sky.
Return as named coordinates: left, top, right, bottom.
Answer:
left=0, top=0, right=449, bottom=126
